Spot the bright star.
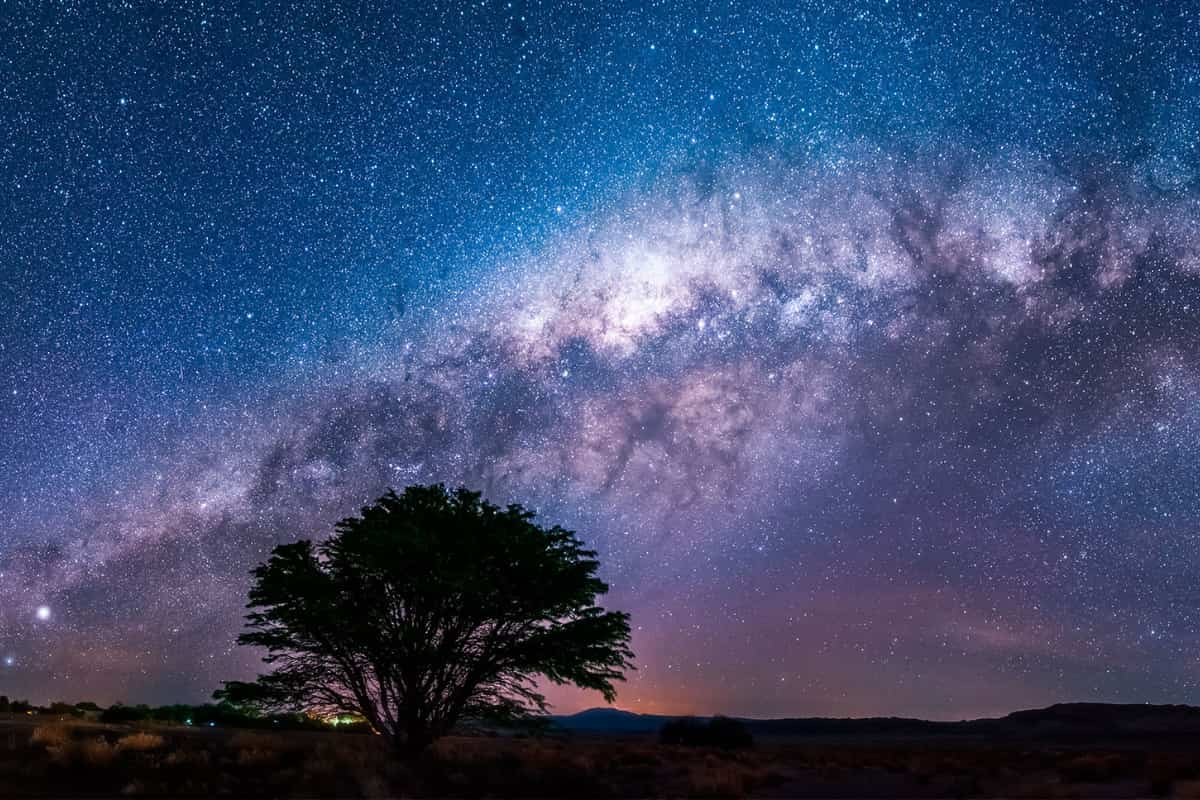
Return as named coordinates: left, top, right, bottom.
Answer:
left=35, top=605, right=51, bottom=621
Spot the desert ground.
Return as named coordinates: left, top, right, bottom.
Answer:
left=4, top=713, right=1200, bottom=797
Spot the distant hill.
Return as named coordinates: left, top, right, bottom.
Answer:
left=552, top=702, right=1200, bottom=739
left=551, top=707, right=668, bottom=733
left=991, top=703, right=1200, bottom=736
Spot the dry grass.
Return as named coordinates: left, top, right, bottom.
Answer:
left=79, top=737, right=118, bottom=767
left=117, top=732, right=165, bottom=752
left=9, top=719, right=1200, bottom=797
left=230, top=730, right=289, bottom=767
left=163, top=747, right=211, bottom=768
left=679, top=757, right=755, bottom=797
left=229, top=730, right=286, bottom=750
left=29, top=723, right=72, bottom=748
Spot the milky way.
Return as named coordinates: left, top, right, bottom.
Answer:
left=3, top=1, right=1200, bottom=718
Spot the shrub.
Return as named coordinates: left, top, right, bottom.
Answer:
left=660, top=717, right=707, bottom=746
left=660, top=716, right=753, bottom=749
left=707, top=716, right=754, bottom=749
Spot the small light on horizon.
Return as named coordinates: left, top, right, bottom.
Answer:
left=35, top=605, right=51, bottom=621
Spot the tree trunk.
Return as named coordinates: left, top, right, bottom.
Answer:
left=393, top=726, right=433, bottom=760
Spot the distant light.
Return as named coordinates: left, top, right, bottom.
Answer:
left=185, top=718, right=192, bottom=726
left=207, top=721, right=215, bottom=727
left=35, top=606, right=51, bottom=621
left=3, top=656, right=13, bottom=667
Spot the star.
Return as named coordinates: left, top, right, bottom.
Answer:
left=1, top=0, right=1198, bottom=719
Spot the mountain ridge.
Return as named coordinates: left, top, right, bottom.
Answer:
left=551, top=702, right=1200, bottom=737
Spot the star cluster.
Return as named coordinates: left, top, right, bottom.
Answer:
left=2, top=1, right=1200, bottom=718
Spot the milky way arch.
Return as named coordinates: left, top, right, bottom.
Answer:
left=4, top=140, right=1200, bottom=716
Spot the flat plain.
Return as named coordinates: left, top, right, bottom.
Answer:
left=4, top=713, right=1200, bottom=798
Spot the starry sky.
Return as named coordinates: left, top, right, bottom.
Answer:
left=3, top=0, right=1200, bottom=719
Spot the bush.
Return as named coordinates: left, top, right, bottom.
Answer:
left=659, top=716, right=753, bottom=749
left=30, top=724, right=73, bottom=749
left=660, top=717, right=706, bottom=746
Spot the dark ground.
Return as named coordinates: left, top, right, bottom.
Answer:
left=5, top=713, right=1200, bottom=797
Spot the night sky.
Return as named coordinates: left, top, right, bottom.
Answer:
left=3, top=1, right=1200, bottom=719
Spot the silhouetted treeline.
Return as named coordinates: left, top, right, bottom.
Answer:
left=100, top=702, right=367, bottom=731
left=0, top=696, right=36, bottom=713
left=660, top=716, right=753, bottom=748
left=0, top=695, right=368, bottom=732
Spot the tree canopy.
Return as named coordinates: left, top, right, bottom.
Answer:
left=216, top=484, right=633, bottom=754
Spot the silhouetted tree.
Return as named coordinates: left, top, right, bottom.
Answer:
left=707, top=715, right=754, bottom=748
left=0, top=696, right=9, bottom=713
left=216, top=485, right=634, bottom=756
left=100, top=703, right=152, bottom=723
